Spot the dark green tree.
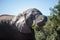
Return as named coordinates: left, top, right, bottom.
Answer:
left=34, top=0, right=60, bottom=40
left=49, top=0, right=60, bottom=40
left=43, top=0, right=60, bottom=40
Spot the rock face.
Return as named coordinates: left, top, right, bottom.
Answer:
left=0, top=14, right=15, bottom=22
left=0, top=21, right=35, bottom=40
left=0, top=8, right=47, bottom=40
left=0, top=15, right=35, bottom=40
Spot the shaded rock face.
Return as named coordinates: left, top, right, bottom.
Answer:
left=0, top=8, right=47, bottom=40
left=0, top=21, right=35, bottom=40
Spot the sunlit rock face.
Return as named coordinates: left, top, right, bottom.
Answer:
left=0, top=14, right=15, bottom=23
left=11, top=8, right=47, bottom=33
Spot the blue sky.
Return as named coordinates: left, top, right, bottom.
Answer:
left=0, top=0, right=58, bottom=16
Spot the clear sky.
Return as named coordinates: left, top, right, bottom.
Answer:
left=0, top=0, right=58, bottom=16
